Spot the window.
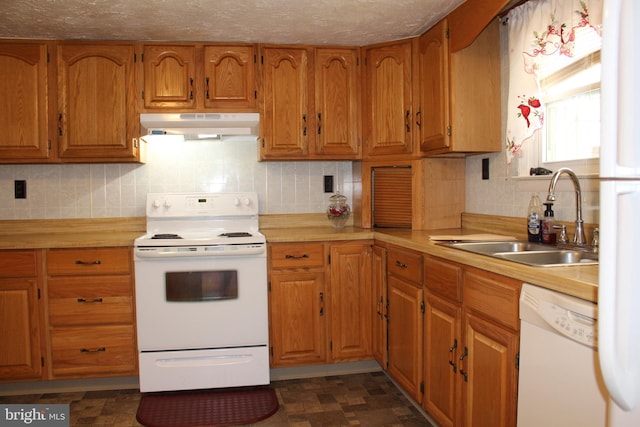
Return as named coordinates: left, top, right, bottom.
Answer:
left=541, top=29, right=602, bottom=163
left=505, top=0, right=603, bottom=176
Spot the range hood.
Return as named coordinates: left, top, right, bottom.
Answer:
left=140, top=113, right=259, bottom=137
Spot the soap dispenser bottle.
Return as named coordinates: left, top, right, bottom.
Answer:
left=527, top=194, right=542, bottom=242
left=541, top=202, right=556, bottom=244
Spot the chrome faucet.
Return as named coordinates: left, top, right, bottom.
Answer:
left=546, top=167, right=587, bottom=246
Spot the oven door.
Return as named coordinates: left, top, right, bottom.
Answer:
left=134, top=252, right=268, bottom=351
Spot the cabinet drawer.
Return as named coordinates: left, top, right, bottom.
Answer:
left=424, top=256, right=462, bottom=302
left=50, top=325, right=137, bottom=378
left=269, top=243, right=325, bottom=269
left=47, top=248, right=131, bottom=276
left=0, top=250, right=38, bottom=278
left=387, top=247, right=423, bottom=285
left=48, top=276, right=133, bottom=326
left=463, top=268, right=521, bottom=330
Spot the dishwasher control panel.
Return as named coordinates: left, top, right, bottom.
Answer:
left=539, top=300, right=597, bottom=347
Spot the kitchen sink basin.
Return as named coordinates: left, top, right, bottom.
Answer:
left=439, top=240, right=598, bottom=267
left=491, top=250, right=598, bottom=267
left=442, top=241, right=550, bottom=255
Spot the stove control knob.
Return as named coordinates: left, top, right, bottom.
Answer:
left=241, top=197, right=251, bottom=206
left=233, top=197, right=241, bottom=206
left=163, top=199, right=172, bottom=208
left=152, top=199, right=161, bottom=209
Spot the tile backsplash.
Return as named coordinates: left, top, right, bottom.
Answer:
left=0, top=137, right=353, bottom=220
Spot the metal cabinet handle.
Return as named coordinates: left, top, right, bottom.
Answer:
left=77, top=298, right=103, bottom=303
left=319, top=292, right=324, bottom=316
left=317, top=112, right=322, bottom=135
left=448, top=338, right=458, bottom=373
left=405, top=110, right=411, bottom=132
left=285, top=254, right=309, bottom=260
left=75, top=260, right=101, bottom=265
left=395, top=260, right=408, bottom=269
left=80, top=347, right=106, bottom=353
left=205, top=77, right=210, bottom=99
left=416, top=109, right=422, bottom=129
left=302, top=114, right=307, bottom=136
left=459, top=346, right=469, bottom=382
left=189, top=77, right=194, bottom=100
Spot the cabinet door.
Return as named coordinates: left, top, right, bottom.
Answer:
left=363, top=40, right=413, bottom=158
left=387, top=276, right=423, bottom=402
left=261, top=47, right=310, bottom=159
left=423, top=293, right=461, bottom=427
left=329, top=243, right=372, bottom=361
left=143, top=45, right=197, bottom=109
left=0, top=42, right=50, bottom=162
left=371, top=245, right=387, bottom=368
left=461, top=312, right=519, bottom=427
left=415, top=19, right=451, bottom=153
left=0, top=278, right=44, bottom=381
left=57, top=43, right=140, bottom=161
left=203, top=45, right=256, bottom=110
left=269, top=270, right=326, bottom=366
left=314, top=48, right=360, bottom=158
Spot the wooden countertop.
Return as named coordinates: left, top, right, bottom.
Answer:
left=0, top=214, right=598, bottom=302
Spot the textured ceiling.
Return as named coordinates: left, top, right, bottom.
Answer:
left=0, top=0, right=466, bottom=46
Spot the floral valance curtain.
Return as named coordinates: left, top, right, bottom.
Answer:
left=505, top=0, right=602, bottom=165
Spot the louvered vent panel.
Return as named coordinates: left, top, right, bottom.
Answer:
left=372, top=166, right=412, bottom=228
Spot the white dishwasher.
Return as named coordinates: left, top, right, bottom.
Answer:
left=517, top=283, right=608, bottom=427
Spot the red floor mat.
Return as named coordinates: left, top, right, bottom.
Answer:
left=136, top=386, right=279, bottom=427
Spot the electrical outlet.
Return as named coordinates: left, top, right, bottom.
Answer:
left=324, top=175, right=334, bottom=193
left=482, top=158, right=490, bottom=180
left=15, top=180, right=26, bottom=199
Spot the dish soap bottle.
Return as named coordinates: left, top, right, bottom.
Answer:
left=541, top=202, right=556, bottom=244
left=527, top=194, right=542, bottom=242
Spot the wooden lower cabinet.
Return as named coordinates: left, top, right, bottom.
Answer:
left=46, top=247, right=137, bottom=379
left=422, top=255, right=520, bottom=427
left=269, top=270, right=327, bottom=366
left=386, top=245, right=424, bottom=402
left=329, top=243, right=372, bottom=361
left=268, top=241, right=373, bottom=367
left=0, top=250, right=45, bottom=381
left=371, top=245, right=387, bottom=367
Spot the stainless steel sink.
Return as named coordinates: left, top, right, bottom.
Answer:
left=439, top=240, right=598, bottom=267
left=491, top=250, right=598, bottom=267
left=441, top=241, right=550, bottom=255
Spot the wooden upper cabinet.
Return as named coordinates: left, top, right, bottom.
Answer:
left=362, top=39, right=413, bottom=159
left=143, top=45, right=197, bottom=109
left=203, top=45, right=256, bottom=109
left=142, top=44, right=256, bottom=111
left=0, top=41, right=51, bottom=163
left=418, top=18, right=502, bottom=156
left=415, top=19, right=451, bottom=153
left=260, top=46, right=310, bottom=159
left=57, top=42, right=141, bottom=162
left=313, top=48, right=360, bottom=158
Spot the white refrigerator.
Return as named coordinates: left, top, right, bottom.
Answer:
left=598, top=0, right=640, bottom=426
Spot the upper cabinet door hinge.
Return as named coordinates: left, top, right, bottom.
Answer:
left=254, top=54, right=257, bottom=63
left=446, top=27, right=450, bottom=38
left=328, top=254, right=331, bottom=265
left=38, top=288, right=41, bottom=299
left=420, top=381, right=424, bottom=394
left=420, top=300, right=425, bottom=314
left=447, top=126, right=452, bottom=136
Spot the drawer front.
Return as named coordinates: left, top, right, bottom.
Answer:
left=463, top=269, right=521, bottom=330
left=387, top=247, right=423, bottom=285
left=50, top=325, right=137, bottom=378
left=424, top=256, right=462, bottom=302
left=48, top=276, right=134, bottom=326
left=47, top=247, right=131, bottom=276
left=270, top=243, right=325, bottom=269
left=0, top=250, right=38, bottom=278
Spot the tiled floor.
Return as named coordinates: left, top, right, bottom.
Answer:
left=0, top=372, right=435, bottom=426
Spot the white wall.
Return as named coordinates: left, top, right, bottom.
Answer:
left=0, top=137, right=353, bottom=220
